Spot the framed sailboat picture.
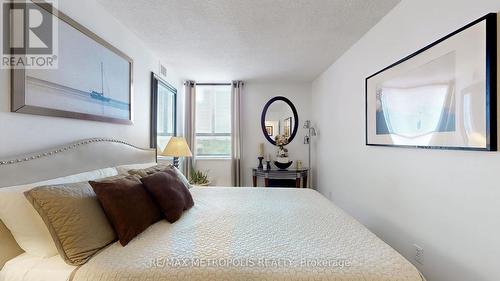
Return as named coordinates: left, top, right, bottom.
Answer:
left=365, top=13, right=497, bottom=151
left=11, top=1, right=133, bottom=125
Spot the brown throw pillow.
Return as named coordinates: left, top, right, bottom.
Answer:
left=89, top=176, right=162, bottom=246
left=162, top=169, right=194, bottom=209
left=24, top=182, right=117, bottom=265
left=140, top=172, right=194, bottom=223
left=169, top=166, right=192, bottom=191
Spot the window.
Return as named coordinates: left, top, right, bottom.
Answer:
left=195, top=84, right=231, bottom=157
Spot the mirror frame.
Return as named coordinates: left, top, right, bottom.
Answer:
left=261, top=96, right=299, bottom=145
left=150, top=73, right=177, bottom=149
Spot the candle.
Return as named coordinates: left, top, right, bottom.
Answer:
left=258, top=143, right=264, bottom=157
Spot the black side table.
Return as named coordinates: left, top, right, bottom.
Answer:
left=252, top=168, right=309, bottom=188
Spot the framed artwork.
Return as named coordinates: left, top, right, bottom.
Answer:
left=150, top=73, right=177, bottom=149
left=366, top=13, right=497, bottom=151
left=265, top=125, right=274, bottom=136
left=11, top=2, right=133, bottom=124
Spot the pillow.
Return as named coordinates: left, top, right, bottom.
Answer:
left=0, top=253, right=75, bottom=281
left=162, top=169, right=194, bottom=208
left=140, top=172, right=191, bottom=223
left=89, top=176, right=162, bottom=246
left=128, top=164, right=169, bottom=177
left=115, top=162, right=157, bottom=175
left=24, top=182, right=117, bottom=265
left=169, top=166, right=192, bottom=190
left=129, top=164, right=192, bottom=189
left=0, top=167, right=118, bottom=257
left=0, top=219, right=23, bottom=270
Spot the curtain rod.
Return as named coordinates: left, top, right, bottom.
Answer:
left=196, top=83, right=232, bottom=86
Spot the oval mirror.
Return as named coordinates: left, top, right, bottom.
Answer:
left=261, top=96, right=299, bottom=145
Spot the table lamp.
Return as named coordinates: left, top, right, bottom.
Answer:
left=160, top=137, right=193, bottom=168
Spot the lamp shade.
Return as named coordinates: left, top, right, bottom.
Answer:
left=160, top=137, right=193, bottom=157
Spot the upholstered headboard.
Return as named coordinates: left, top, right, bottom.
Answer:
left=0, top=138, right=156, bottom=269
left=0, top=138, right=156, bottom=188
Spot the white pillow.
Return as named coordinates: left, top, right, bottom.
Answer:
left=0, top=253, right=75, bottom=281
left=0, top=167, right=118, bottom=257
left=115, top=162, right=157, bottom=175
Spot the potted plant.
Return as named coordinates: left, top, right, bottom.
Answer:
left=189, top=169, right=210, bottom=186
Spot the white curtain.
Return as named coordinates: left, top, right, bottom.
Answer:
left=183, top=81, right=196, bottom=178
left=231, top=81, right=243, bottom=186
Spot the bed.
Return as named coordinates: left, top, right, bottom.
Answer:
left=0, top=138, right=424, bottom=281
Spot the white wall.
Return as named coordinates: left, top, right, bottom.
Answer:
left=311, top=1, right=500, bottom=281
left=195, top=159, right=232, bottom=186
left=0, top=0, right=183, bottom=158
left=241, top=82, right=312, bottom=187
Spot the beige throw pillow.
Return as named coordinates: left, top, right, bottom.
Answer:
left=128, top=164, right=170, bottom=177
left=0, top=167, right=118, bottom=258
left=24, top=182, right=117, bottom=265
left=128, top=164, right=192, bottom=189
left=0, top=219, right=23, bottom=270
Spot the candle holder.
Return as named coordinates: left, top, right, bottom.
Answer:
left=258, top=157, right=264, bottom=169
left=266, top=161, right=271, bottom=170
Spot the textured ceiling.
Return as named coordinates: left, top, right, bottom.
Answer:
left=97, top=0, right=400, bottom=82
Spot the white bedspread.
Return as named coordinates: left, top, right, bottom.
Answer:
left=72, top=187, right=422, bottom=281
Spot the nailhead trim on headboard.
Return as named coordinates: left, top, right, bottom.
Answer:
left=0, top=138, right=153, bottom=166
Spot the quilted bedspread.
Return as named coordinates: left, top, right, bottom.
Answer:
left=71, top=187, right=422, bottom=281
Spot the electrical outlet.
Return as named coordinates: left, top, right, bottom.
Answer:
left=414, top=244, right=424, bottom=265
